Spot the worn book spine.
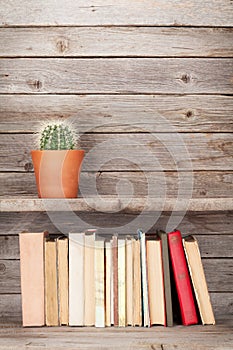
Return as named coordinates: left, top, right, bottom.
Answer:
left=133, top=238, right=142, bottom=326
left=168, top=230, right=198, bottom=326
left=126, top=237, right=133, bottom=326
left=157, top=230, right=173, bottom=327
left=69, top=233, right=85, bottom=326
left=84, top=231, right=96, bottom=326
left=105, top=241, right=111, bottom=327
left=112, top=235, right=118, bottom=326
left=138, top=230, right=150, bottom=327
left=95, top=240, right=105, bottom=327
left=45, top=239, right=59, bottom=326
left=183, top=236, right=215, bottom=325
left=57, top=237, right=69, bottom=326
left=118, top=238, right=126, bottom=327
left=19, top=231, right=47, bottom=327
left=147, top=237, right=166, bottom=326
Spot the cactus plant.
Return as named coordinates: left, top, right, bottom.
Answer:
left=39, top=121, right=76, bottom=150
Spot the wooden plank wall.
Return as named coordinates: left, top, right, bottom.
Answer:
left=0, top=0, right=233, bottom=324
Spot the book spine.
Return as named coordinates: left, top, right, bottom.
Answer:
left=95, top=240, right=105, bottom=327
left=112, top=235, right=119, bottom=326
left=168, top=230, right=198, bottom=326
left=105, top=242, right=111, bottom=327
left=118, top=239, right=126, bottom=327
left=57, top=238, right=69, bottom=326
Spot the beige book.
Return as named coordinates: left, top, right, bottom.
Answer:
left=105, top=241, right=111, bottom=326
left=133, top=238, right=142, bottom=326
left=95, top=239, right=105, bottom=327
left=183, top=236, right=215, bottom=325
left=126, top=237, right=133, bottom=326
left=69, top=233, right=85, bottom=326
left=57, top=237, right=68, bottom=326
left=118, top=238, right=126, bottom=327
left=84, top=231, right=96, bottom=326
left=19, top=231, right=47, bottom=327
left=147, top=238, right=166, bottom=325
left=45, top=239, right=59, bottom=326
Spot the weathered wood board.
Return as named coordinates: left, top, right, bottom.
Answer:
left=0, top=58, right=232, bottom=94
left=1, top=27, right=233, bottom=57
left=1, top=171, right=233, bottom=198
left=1, top=0, right=233, bottom=26
left=0, top=133, right=232, bottom=172
left=1, top=94, right=233, bottom=133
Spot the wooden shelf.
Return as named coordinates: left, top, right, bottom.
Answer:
left=0, top=197, right=232, bottom=213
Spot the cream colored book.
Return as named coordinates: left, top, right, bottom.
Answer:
left=45, top=239, right=59, bottom=326
left=105, top=241, right=112, bottom=327
left=133, top=238, right=142, bottom=326
left=95, top=239, right=105, bottom=327
left=147, top=237, right=166, bottom=326
left=57, top=237, right=69, bottom=326
left=126, top=237, right=133, bottom=326
left=118, top=238, right=126, bottom=327
left=138, top=230, right=150, bottom=327
left=19, top=231, right=47, bottom=327
left=84, top=231, right=96, bottom=326
left=183, top=236, right=215, bottom=325
left=110, top=238, right=114, bottom=326
left=69, top=233, right=85, bottom=326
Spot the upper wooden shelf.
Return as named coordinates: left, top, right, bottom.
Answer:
left=0, top=197, right=232, bottom=213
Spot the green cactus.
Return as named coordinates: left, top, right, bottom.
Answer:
left=39, top=122, right=75, bottom=150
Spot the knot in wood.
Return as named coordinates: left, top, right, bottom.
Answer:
left=27, top=79, right=42, bottom=90
left=0, top=263, right=6, bottom=273
left=181, top=74, right=191, bottom=84
left=186, top=110, right=193, bottom=118
left=24, top=162, right=33, bottom=172
left=56, top=38, right=69, bottom=53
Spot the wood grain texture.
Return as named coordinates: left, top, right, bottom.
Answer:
left=1, top=0, right=233, bottom=26
left=1, top=197, right=233, bottom=213
left=1, top=27, right=233, bottom=58
left=1, top=212, right=232, bottom=236
left=1, top=258, right=232, bottom=294
left=1, top=234, right=233, bottom=260
left=1, top=133, right=232, bottom=172
left=1, top=94, right=233, bottom=133
left=1, top=171, right=233, bottom=199
left=0, top=58, right=232, bottom=94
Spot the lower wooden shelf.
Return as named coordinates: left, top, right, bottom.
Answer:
left=0, top=197, right=232, bottom=212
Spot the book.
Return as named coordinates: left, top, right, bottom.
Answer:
left=168, top=230, right=198, bottom=326
left=19, top=231, right=47, bottom=327
left=146, top=236, right=166, bottom=326
left=45, top=239, right=59, bottom=326
left=105, top=241, right=112, bottom=327
left=133, top=238, right=142, bottom=326
left=138, top=230, right=150, bottom=327
left=57, top=236, right=69, bottom=326
left=95, top=239, right=105, bottom=327
left=126, top=236, right=133, bottom=326
left=111, top=235, right=118, bottom=326
left=84, top=230, right=96, bottom=326
left=157, top=230, right=173, bottom=327
left=183, top=235, right=215, bottom=325
left=69, top=233, right=85, bottom=326
left=118, top=238, right=126, bottom=327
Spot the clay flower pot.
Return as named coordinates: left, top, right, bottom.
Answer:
left=31, top=150, right=84, bottom=198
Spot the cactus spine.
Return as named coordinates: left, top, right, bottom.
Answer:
left=40, top=122, right=75, bottom=150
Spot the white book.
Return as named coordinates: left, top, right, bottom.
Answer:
left=118, top=238, right=126, bottom=327
left=105, top=241, right=111, bottom=327
left=138, top=230, right=150, bottom=327
left=126, top=237, right=133, bottom=326
left=84, top=231, right=96, bottom=326
left=95, top=239, right=105, bottom=327
left=110, top=238, right=114, bottom=326
left=69, top=233, right=85, bottom=326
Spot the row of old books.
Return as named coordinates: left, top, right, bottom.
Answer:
left=19, top=229, right=215, bottom=327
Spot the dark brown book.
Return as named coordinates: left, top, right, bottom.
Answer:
left=157, top=230, right=173, bottom=327
left=111, top=235, right=118, bottom=326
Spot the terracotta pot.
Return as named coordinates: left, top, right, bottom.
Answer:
left=31, top=150, right=84, bottom=198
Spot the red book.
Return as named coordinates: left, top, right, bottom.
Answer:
left=168, top=230, right=198, bottom=326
